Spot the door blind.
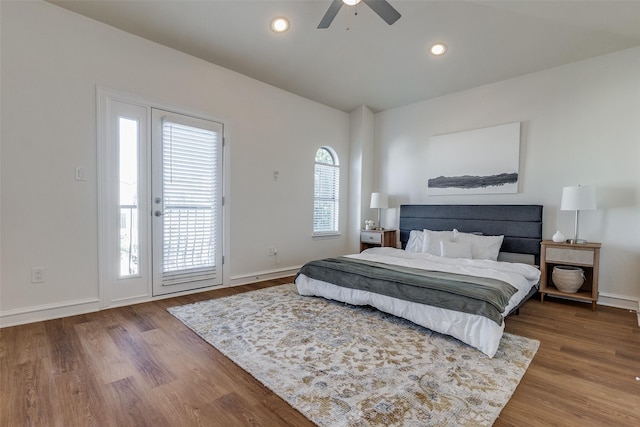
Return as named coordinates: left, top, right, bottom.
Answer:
left=162, top=120, right=219, bottom=284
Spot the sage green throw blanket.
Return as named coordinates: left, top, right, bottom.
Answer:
left=297, top=257, right=517, bottom=325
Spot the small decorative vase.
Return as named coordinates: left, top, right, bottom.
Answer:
left=552, top=230, right=565, bottom=243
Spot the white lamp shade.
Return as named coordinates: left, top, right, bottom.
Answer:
left=561, top=186, right=596, bottom=211
left=370, top=192, right=388, bottom=209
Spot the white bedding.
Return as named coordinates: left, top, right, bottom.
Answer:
left=295, top=247, right=541, bottom=357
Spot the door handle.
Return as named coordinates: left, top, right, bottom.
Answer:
left=154, top=210, right=163, bottom=217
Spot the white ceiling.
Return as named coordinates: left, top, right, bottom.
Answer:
left=48, top=0, right=640, bottom=112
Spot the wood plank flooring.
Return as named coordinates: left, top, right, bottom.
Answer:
left=1, top=277, right=638, bottom=426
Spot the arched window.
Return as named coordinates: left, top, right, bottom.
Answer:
left=313, top=147, right=340, bottom=235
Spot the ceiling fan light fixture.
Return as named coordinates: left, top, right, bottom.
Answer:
left=270, top=17, right=290, bottom=33
left=429, top=43, right=447, bottom=56
left=318, top=0, right=400, bottom=29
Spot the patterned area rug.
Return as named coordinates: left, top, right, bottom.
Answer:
left=168, top=284, right=539, bottom=426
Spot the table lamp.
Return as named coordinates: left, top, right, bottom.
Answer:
left=370, top=192, right=388, bottom=230
left=560, top=185, right=596, bottom=244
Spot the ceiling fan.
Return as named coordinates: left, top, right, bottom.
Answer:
left=318, top=0, right=401, bottom=29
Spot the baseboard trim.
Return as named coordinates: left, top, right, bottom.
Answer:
left=229, top=265, right=302, bottom=287
left=1, top=267, right=301, bottom=328
left=598, top=292, right=640, bottom=311
left=0, top=298, right=101, bottom=328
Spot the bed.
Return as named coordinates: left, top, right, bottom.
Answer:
left=295, top=204, right=543, bottom=357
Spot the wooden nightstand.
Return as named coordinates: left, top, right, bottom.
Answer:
left=539, top=240, right=601, bottom=310
left=360, top=229, right=397, bottom=252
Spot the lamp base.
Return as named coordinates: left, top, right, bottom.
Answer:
left=566, top=238, right=588, bottom=244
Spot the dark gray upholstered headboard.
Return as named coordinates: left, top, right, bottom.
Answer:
left=399, top=205, right=543, bottom=265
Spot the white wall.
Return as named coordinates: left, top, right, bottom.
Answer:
left=375, top=46, right=640, bottom=308
left=0, top=1, right=350, bottom=324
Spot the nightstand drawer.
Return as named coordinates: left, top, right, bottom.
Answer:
left=546, top=247, right=594, bottom=265
left=360, top=231, right=382, bottom=244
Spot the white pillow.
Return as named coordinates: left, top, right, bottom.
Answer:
left=453, top=229, right=504, bottom=261
left=405, top=230, right=424, bottom=253
left=422, top=229, right=455, bottom=255
left=471, top=234, right=504, bottom=260
left=440, top=240, right=473, bottom=259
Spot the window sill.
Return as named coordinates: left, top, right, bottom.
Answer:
left=312, top=232, right=342, bottom=240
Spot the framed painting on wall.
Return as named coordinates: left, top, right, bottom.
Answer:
left=426, top=122, right=521, bottom=195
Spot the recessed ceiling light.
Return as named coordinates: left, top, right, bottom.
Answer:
left=343, top=0, right=361, bottom=5
left=270, top=17, right=290, bottom=33
left=429, top=43, right=447, bottom=56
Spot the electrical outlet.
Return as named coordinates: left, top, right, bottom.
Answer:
left=31, top=267, right=45, bottom=283
left=268, top=247, right=278, bottom=256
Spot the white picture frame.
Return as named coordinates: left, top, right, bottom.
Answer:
left=426, top=122, right=521, bottom=195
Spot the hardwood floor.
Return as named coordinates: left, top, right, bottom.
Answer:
left=1, top=278, right=638, bottom=426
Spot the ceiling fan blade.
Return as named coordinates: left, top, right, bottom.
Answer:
left=363, top=0, right=401, bottom=25
left=318, top=0, right=344, bottom=29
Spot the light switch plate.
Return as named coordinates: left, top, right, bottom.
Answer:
left=75, top=166, right=86, bottom=181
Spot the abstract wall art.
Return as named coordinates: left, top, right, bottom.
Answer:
left=426, top=122, right=521, bottom=195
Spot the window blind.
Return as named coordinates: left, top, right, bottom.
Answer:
left=313, top=148, right=339, bottom=234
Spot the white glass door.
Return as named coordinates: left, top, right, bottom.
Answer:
left=99, top=90, right=224, bottom=305
left=99, top=97, right=151, bottom=305
left=151, top=109, right=223, bottom=296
